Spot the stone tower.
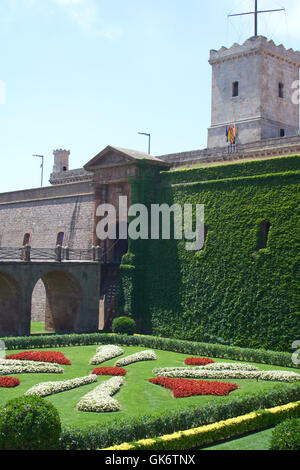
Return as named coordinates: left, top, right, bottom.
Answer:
left=52, top=149, right=70, bottom=173
left=207, top=36, right=300, bottom=148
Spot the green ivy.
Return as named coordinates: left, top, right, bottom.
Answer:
left=118, top=156, right=300, bottom=351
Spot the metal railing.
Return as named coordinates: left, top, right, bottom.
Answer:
left=0, top=247, right=23, bottom=260
left=0, top=246, right=123, bottom=264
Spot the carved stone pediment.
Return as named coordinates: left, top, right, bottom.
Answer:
left=88, top=150, right=132, bottom=169
left=84, top=145, right=170, bottom=172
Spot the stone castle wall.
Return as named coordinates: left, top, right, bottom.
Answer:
left=0, top=181, right=95, bottom=325
left=0, top=181, right=94, bottom=250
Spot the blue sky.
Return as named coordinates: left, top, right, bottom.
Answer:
left=0, top=0, right=299, bottom=192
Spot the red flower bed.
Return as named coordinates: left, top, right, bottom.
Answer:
left=0, top=377, right=20, bottom=388
left=184, top=357, right=215, bottom=366
left=149, top=377, right=239, bottom=398
left=5, top=351, right=71, bottom=365
left=92, top=367, right=127, bottom=376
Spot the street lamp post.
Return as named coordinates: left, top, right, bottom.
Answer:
left=138, top=132, right=151, bottom=155
left=33, top=154, right=44, bottom=187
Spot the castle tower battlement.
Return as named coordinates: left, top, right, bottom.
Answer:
left=52, top=149, right=70, bottom=173
left=207, top=36, right=300, bottom=148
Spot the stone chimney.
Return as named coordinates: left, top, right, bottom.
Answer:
left=52, top=149, right=70, bottom=173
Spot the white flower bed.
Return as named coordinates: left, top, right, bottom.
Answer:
left=89, top=345, right=124, bottom=365
left=0, top=359, right=63, bottom=374
left=76, top=376, right=125, bottom=412
left=203, top=363, right=259, bottom=371
left=152, top=367, right=300, bottom=382
left=115, top=350, right=157, bottom=367
left=24, top=375, right=98, bottom=397
left=258, top=370, right=300, bottom=382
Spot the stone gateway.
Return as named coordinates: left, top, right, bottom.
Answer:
left=0, top=36, right=299, bottom=348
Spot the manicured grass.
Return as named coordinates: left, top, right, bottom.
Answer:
left=1, top=344, right=299, bottom=428
left=30, top=322, right=47, bottom=334
left=203, top=427, right=274, bottom=450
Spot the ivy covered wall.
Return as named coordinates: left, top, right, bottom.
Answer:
left=118, top=156, right=300, bottom=351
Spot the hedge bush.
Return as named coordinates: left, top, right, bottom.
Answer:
left=270, top=417, right=300, bottom=450
left=59, top=383, right=300, bottom=450
left=0, top=396, right=61, bottom=450
left=112, top=317, right=136, bottom=335
left=1, top=333, right=299, bottom=369
left=105, top=401, right=300, bottom=450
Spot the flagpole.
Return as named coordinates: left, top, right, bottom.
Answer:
left=254, top=0, right=258, bottom=36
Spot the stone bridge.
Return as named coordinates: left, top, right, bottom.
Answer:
left=0, top=260, right=101, bottom=337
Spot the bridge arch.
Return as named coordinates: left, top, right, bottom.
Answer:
left=0, top=272, right=22, bottom=336
left=32, top=270, right=83, bottom=334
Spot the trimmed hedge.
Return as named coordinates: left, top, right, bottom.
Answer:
left=1, top=333, right=299, bottom=369
left=119, top=157, right=300, bottom=351
left=270, top=417, right=300, bottom=450
left=112, top=317, right=136, bottom=335
left=105, top=401, right=300, bottom=450
left=59, top=383, right=300, bottom=450
left=0, top=396, right=61, bottom=450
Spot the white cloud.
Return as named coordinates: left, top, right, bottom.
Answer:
left=6, top=0, right=123, bottom=39
left=52, top=0, right=123, bottom=39
left=53, top=0, right=99, bottom=31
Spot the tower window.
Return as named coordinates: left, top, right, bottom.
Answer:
left=257, top=222, right=271, bottom=250
left=232, top=81, right=239, bottom=97
left=280, top=129, right=285, bottom=137
left=279, top=82, right=284, bottom=98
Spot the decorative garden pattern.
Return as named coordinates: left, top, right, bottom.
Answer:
left=76, top=376, right=125, bottom=413
left=115, top=350, right=157, bottom=367
left=89, top=345, right=124, bottom=365
left=0, top=359, right=64, bottom=374
left=0, top=377, right=20, bottom=388
left=5, top=351, right=71, bottom=365
left=92, top=367, right=127, bottom=376
left=1, top=346, right=300, bottom=423
left=149, top=378, right=239, bottom=398
left=184, top=357, right=215, bottom=366
left=25, top=375, right=98, bottom=397
left=152, top=367, right=300, bottom=382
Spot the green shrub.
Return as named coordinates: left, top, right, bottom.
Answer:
left=0, top=396, right=61, bottom=450
left=270, top=417, right=300, bottom=450
left=2, top=333, right=299, bottom=369
left=107, top=401, right=300, bottom=451
left=112, top=317, right=136, bottom=335
left=59, top=383, right=300, bottom=450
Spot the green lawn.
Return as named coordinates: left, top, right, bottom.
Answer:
left=30, top=322, right=47, bottom=334
left=203, top=427, right=274, bottom=450
left=1, top=344, right=299, bottom=428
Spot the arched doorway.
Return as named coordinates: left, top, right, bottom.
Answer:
left=35, top=271, right=83, bottom=333
left=31, top=279, right=47, bottom=334
left=0, top=272, right=22, bottom=336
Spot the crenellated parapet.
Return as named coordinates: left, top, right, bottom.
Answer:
left=209, top=35, right=300, bottom=66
